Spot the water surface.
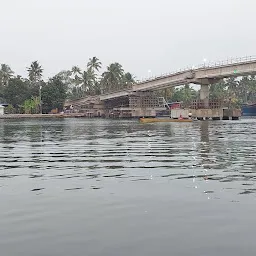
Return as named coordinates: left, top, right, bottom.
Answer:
left=0, top=118, right=256, bottom=256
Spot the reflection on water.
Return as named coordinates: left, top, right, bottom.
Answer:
left=0, top=118, right=256, bottom=256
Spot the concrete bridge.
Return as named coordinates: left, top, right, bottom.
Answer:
left=67, top=56, right=256, bottom=119
left=100, top=56, right=256, bottom=106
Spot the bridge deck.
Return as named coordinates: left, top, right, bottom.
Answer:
left=100, top=56, right=256, bottom=101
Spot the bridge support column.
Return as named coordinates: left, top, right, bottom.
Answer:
left=200, top=84, right=210, bottom=108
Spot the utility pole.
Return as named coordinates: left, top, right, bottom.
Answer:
left=39, top=85, right=42, bottom=114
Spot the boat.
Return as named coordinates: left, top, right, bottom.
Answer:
left=242, top=103, right=256, bottom=116
left=139, top=117, right=193, bottom=123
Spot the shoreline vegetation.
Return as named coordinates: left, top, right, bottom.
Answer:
left=1, top=57, right=256, bottom=116
left=0, top=57, right=135, bottom=115
left=0, top=113, right=89, bottom=119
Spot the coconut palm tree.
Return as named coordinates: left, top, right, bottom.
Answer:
left=210, top=81, right=227, bottom=100
left=248, top=75, right=256, bottom=102
left=94, top=80, right=101, bottom=95
left=226, top=77, right=238, bottom=95
left=122, top=72, right=135, bottom=88
left=74, top=69, right=95, bottom=96
left=101, top=62, right=124, bottom=92
left=225, top=77, right=240, bottom=107
left=0, top=64, right=14, bottom=86
left=27, top=61, right=43, bottom=84
left=87, top=57, right=102, bottom=72
left=71, top=66, right=81, bottom=76
left=238, top=76, right=250, bottom=103
left=182, top=84, right=194, bottom=107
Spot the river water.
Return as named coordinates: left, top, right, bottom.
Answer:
left=0, top=118, right=256, bottom=256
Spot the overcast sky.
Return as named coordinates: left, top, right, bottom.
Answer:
left=1, top=0, right=255, bottom=80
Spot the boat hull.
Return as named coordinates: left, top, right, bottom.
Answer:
left=242, top=104, right=256, bottom=116
left=139, top=118, right=192, bottom=123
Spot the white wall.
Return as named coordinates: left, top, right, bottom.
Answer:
left=0, top=106, right=4, bottom=115
left=171, top=109, right=189, bottom=119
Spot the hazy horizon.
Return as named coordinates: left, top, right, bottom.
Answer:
left=1, top=0, right=256, bottom=80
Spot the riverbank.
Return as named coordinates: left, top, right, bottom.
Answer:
left=0, top=113, right=88, bottom=119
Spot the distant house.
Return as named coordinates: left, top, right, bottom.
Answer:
left=0, top=105, right=4, bottom=115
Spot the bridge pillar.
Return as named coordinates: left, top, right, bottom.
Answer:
left=200, top=84, right=210, bottom=108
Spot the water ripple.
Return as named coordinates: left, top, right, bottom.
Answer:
left=1, top=118, right=256, bottom=255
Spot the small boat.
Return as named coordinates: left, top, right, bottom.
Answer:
left=139, top=117, right=193, bottom=123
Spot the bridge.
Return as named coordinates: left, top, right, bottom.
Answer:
left=100, top=56, right=256, bottom=107
left=67, top=56, right=256, bottom=119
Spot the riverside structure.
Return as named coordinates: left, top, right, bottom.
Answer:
left=67, top=56, right=256, bottom=119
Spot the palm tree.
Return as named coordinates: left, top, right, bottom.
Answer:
left=101, top=62, right=124, bottom=92
left=225, top=77, right=240, bottom=107
left=238, top=76, right=250, bottom=103
left=122, top=72, right=135, bottom=88
left=87, top=57, right=102, bottom=72
left=248, top=75, right=256, bottom=103
left=71, top=86, right=83, bottom=99
left=182, top=84, right=193, bottom=107
left=71, top=66, right=81, bottom=76
left=209, top=80, right=227, bottom=106
left=74, top=69, right=95, bottom=96
left=56, top=70, right=74, bottom=96
left=226, top=77, right=238, bottom=94
left=0, top=64, right=14, bottom=86
left=27, top=61, right=43, bottom=83
left=94, top=80, right=101, bottom=95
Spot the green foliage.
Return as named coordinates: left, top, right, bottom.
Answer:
left=248, top=75, right=256, bottom=102
left=27, top=61, right=43, bottom=84
left=87, top=57, right=102, bottom=72
left=101, top=62, right=125, bottom=93
left=0, top=64, right=14, bottom=87
left=69, top=87, right=83, bottom=100
left=68, top=58, right=134, bottom=98
left=71, top=66, right=81, bottom=76
left=2, top=77, right=30, bottom=108
left=122, top=72, right=135, bottom=88
left=23, top=98, right=35, bottom=114
left=169, top=85, right=198, bottom=106
left=75, top=69, right=96, bottom=96
left=4, top=104, right=15, bottom=114
left=209, top=81, right=227, bottom=101
left=208, top=76, right=256, bottom=107
left=41, top=76, right=67, bottom=113
left=5, top=57, right=256, bottom=113
left=0, top=58, right=136, bottom=112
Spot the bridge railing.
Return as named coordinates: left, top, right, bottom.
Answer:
left=198, top=55, right=256, bottom=69
left=137, top=55, right=256, bottom=84
left=100, top=55, right=256, bottom=96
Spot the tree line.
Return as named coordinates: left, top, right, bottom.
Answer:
left=0, top=57, right=135, bottom=113
left=159, top=76, right=256, bottom=107
left=1, top=58, right=256, bottom=114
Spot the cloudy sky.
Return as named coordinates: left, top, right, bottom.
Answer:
left=1, top=0, right=255, bottom=80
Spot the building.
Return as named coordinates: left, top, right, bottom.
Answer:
left=0, top=105, right=5, bottom=115
left=64, top=96, right=105, bottom=117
